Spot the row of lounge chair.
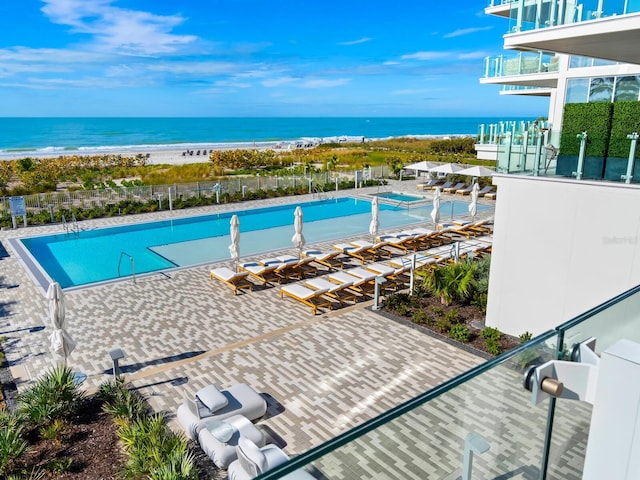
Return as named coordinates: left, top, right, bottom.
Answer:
left=279, top=236, right=493, bottom=315
left=209, top=219, right=493, bottom=298
left=177, top=383, right=313, bottom=479
left=416, top=179, right=496, bottom=197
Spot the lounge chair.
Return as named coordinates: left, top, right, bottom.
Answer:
left=389, top=253, right=441, bottom=269
left=239, top=262, right=280, bottom=286
left=177, top=383, right=267, bottom=441
left=416, top=179, right=441, bottom=190
left=376, top=233, right=416, bottom=254
left=279, top=256, right=318, bottom=279
left=198, top=414, right=265, bottom=469
left=305, top=277, right=358, bottom=305
left=280, top=284, right=332, bottom=315
left=302, top=249, right=343, bottom=270
left=210, top=267, right=253, bottom=295
left=443, top=182, right=466, bottom=193
left=350, top=239, right=393, bottom=259
left=333, top=243, right=377, bottom=264
left=455, top=185, right=474, bottom=195
left=328, top=268, right=377, bottom=295
left=434, top=180, right=453, bottom=191
left=228, top=437, right=315, bottom=480
left=484, top=191, right=497, bottom=199
left=366, top=263, right=410, bottom=290
left=477, top=185, right=495, bottom=197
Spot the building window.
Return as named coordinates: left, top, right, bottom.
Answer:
left=566, top=78, right=589, bottom=103
left=569, top=56, right=592, bottom=68
left=589, top=77, right=615, bottom=102
left=614, top=76, right=640, bottom=101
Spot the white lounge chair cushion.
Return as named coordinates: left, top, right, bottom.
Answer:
left=238, top=437, right=268, bottom=472
left=196, top=384, right=229, bottom=413
left=282, top=284, right=328, bottom=300
left=211, top=267, right=247, bottom=282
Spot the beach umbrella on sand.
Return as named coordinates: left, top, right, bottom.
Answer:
left=457, top=165, right=495, bottom=178
left=292, top=206, right=305, bottom=259
left=47, top=281, right=76, bottom=366
left=228, top=215, right=240, bottom=271
left=431, top=187, right=441, bottom=229
left=369, top=196, right=379, bottom=240
left=429, top=163, right=464, bottom=175
left=469, top=183, right=479, bottom=220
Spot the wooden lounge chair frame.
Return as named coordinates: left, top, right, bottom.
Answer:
left=209, top=267, right=253, bottom=295
left=280, top=285, right=333, bottom=315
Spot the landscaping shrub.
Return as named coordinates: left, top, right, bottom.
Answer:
left=450, top=324, right=471, bottom=343
left=482, top=327, right=503, bottom=355
left=435, top=317, right=452, bottom=334
left=411, top=309, right=431, bottom=325
left=0, top=409, right=28, bottom=476
left=18, top=365, right=86, bottom=428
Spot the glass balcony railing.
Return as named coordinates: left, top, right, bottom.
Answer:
left=482, top=52, right=558, bottom=78
left=487, top=0, right=518, bottom=7
left=507, top=0, right=640, bottom=34
left=258, top=283, right=640, bottom=479
left=476, top=119, right=550, bottom=145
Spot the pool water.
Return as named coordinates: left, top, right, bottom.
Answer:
left=20, top=197, right=490, bottom=288
left=372, top=192, right=424, bottom=202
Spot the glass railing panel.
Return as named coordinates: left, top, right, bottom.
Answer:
left=505, top=0, right=640, bottom=32
left=259, top=334, right=559, bottom=479
left=544, top=286, right=640, bottom=479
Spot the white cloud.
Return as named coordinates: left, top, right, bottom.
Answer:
left=41, top=0, right=197, bottom=56
left=214, top=80, right=251, bottom=88
left=457, top=51, right=490, bottom=60
left=443, top=26, right=493, bottom=38
left=338, top=37, right=372, bottom=46
left=392, top=88, right=430, bottom=96
left=261, top=76, right=297, bottom=88
left=401, top=51, right=447, bottom=61
left=300, top=78, right=350, bottom=88
left=383, top=61, right=400, bottom=66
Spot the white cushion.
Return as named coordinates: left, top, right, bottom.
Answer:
left=196, top=385, right=229, bottom=413
left=238, top=437, right=267, bottom=473
left=207, top=420, right=235, bottom=443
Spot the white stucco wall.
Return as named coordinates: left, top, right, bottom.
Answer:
left=486, top=175, right=640, bottom=336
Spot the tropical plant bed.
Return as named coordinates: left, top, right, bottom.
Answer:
left=381, top=292, right=520, bottom=357
left=17, top=397, right=124, bottom=479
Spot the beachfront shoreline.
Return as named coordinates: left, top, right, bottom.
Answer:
left=0, top=133, right=475, bottom=165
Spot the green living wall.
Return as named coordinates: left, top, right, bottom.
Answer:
left=604, top=102, right=640, bottom=181
left=558, top=102, right=613, bottom=178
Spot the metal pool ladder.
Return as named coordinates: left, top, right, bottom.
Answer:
left=118, top=252, right=136, bottom=283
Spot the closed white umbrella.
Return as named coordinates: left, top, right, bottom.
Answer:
left=292, top=206, right=305, bottom=258
left=46, top=281, right=76, bottom=365
left=228, top=214, right=240, bottom=271
left=431, top=187, right=441, bottom=229
left=469, top=183, right=479, bottom=220
left=369, top=196, right=379, bottom=240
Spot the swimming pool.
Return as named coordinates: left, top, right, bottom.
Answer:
left=371, top=192, right=425, bottom=202
left=17, top=197, right=491, bottom=289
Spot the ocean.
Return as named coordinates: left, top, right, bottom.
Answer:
left=0, top=117, right=512, bottom=158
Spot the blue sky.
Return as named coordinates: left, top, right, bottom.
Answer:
left=0, top=0, right=547, bottom=117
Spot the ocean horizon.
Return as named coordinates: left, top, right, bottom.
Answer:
left=0, top=116, right=521, bottom=158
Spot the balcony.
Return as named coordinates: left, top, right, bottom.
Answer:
left=486, top=0, right=518, bottom=17
left=503, top=0, right=640, bottom=64
left=481, top=52, right=559, bottom=88
left=259, top=284, right=640, bottom=479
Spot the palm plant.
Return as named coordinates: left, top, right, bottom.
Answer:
left=18, top=364, right=86, bottom=428
left=0, top=409, right=28, bottom=476
left=418, top=260, right=477, bottom=306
